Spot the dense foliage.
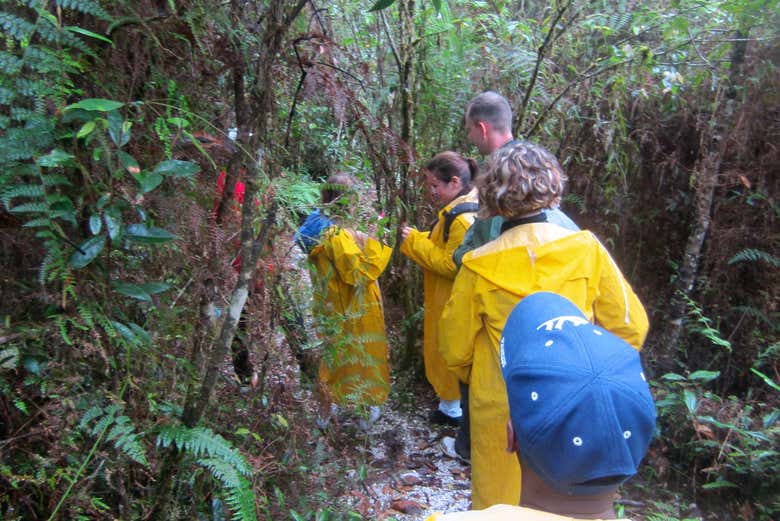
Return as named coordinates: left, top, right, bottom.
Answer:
left=1, top=0, right=777, bottom=519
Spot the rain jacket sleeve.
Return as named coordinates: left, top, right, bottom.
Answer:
left=323, top=229, right=392, bottom=285
left=438, top=267, right=482, bottom=382
left=400, top=216, right=471, bottom=279
left=592, top=236, right=649, bottom=350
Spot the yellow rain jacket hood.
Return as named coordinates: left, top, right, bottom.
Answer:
left=400, top=188, right=478, bottom=401
left=309, top=226, right=393, bottom=406
left=440, top=222, right=649, bottom=509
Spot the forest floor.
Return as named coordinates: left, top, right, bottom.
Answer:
left=251, top=245, right=667, bottom=520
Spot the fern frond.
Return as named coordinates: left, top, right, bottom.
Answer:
left=0, top=51, right=23, bottom=75
left=34, top=18, right=93, bottom=56
left=21, top=217, right=51, bottom=228
left=728, top=248, right=780, bottom=268
left=0, top=13, right=35, bottom=42
left=9, top=201, right=48, bottom=213
left=2, top=184, right=45, bottom=205
left=15, top=78, right=53, bottom=98
left=23, top=45, right=72, bottom=75
left=41, top=174, right=71, bottom=187
left=57, top=0, right=112, bottom=21
left=78, top=404, right=104, bottom=430
left=198, top=459, right=257, bottom=521
left=156, top=425, right=252, bottom=476
left=79, top=404, right=149, bottom=466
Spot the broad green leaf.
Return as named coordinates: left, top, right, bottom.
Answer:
left=104, top=210, right=122, bottom=240
left=77, top=120, right=97, bottom=139
left=688, top=370, right=720, bottom=382
left=64, top=26, right=113, bottom=45
left=661, top=372, right=686, bottom=381
left=139, top=282, right=170, bottom=294
left=111, top=320, right=140, bottom=344
left=152, top=159, right=200, bottom=178
left=65, top=99, right=124, bottom=112
left=126, top=224, right=178, bottom=244
left=89, top=214, right=102, bottom=234
left=113, top=282, right=151, bottom=301
left=133, top=171, right=163, bottom=193
left=369, top=0, right=396, bottom=11
left=117, top=151, right=140, bottom=174
left=36, top=149, right=76, bottom=167
left=683, top=389, right=697, bottom=413
left=108, top=110, right=131, bottom=147
left=69, top=235, right=106, bottom=268
left=128, top=323, right=151, bottom=345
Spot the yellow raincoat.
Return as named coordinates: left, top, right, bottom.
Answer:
left=309, top=226, right=393, bottom=406
left=440, top=223, right=649, bottom=509
left=400, top=188, right=479, bottom=401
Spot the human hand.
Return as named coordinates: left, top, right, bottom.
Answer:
left=400, top=224, right=414, bottom=241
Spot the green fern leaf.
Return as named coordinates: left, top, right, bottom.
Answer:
left=728, top=248, right=780, bottom=268
left=9, top=201, right=48, bottom=213
left=57, top=0, right=113, bottom=21
left=78, top=405, right=104, bottom=430
left=0, top=51, right=23, bottom=75
left=199, top=459, right=257, bottom=521
left=0, top=13, right=35, bottom=42
left=2, top=184, right=45, bottom=203
left=156, top=425, right=252, bottom=476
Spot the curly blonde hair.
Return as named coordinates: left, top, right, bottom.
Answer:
left=479, top=141, right=567, bottom=219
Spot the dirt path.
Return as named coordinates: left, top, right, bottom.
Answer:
left=310, top=392, right=473, bottom=520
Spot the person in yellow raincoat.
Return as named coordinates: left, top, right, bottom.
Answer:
left=439, top=142, right=649, bottom=509
left=400, top=151, right=480, bottom=427
left=301, top=173, right=393, bottom=428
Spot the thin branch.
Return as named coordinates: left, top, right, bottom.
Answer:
left=516, top=0, right=573, bottom=131
left=380, top=9, right=402, bottom=73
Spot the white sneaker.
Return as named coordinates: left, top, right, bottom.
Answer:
left=440, top=436, right=458, bottom=458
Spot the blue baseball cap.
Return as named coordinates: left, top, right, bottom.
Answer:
left=500, top=292, right=656, bottom=496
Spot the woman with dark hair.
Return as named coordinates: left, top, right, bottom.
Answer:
left=298, top=173, right=393, bottom=429
left=439, top=141, right=649, bottom=509
left=400, top=151, right=480, bottom=430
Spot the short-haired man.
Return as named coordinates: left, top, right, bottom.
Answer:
left=442, top=92, right=580, bottom=466
left=427, top=292, right=656, bottom=520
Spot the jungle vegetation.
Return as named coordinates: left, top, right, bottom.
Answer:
left=0, top=0, right=778, bottom=519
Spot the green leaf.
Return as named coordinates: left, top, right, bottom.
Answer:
left=77, top=120, right=97, bottom=139
left=139, top=282, right=170, bottom=294
left=369, top=0, right=396, bottom=11
left=702, top=480, right=738, bottom=489
left=104, top=209, right=122, bottom=240
left=65, top=99, right=124, bottom=112
left=64, top=26, right=113, bottom=45
left=113, top=282, right=151, bottom=302
left=108, top=110, right=131, bottom=147
left=36, top=149, right=76, bottom=167
left=133, top=171, right=163, bottom=193
left=661, top=372, right=686, bottom=381
left=69, top=236, right=106, bottom=268
left=117, top=151, right=140, bottom=174
left=688, top=370, right=720, bottom=382
left=152, top=159, right=200, bottom=178
left=128, top=323, right=151, bottom=345
left=683, top=389, right=697, bottom=413
left=751, top=368, right=780, bottom=393
left=89, top=214, right=102, bottom=234
left=126, top=224, right=178, bottom=244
